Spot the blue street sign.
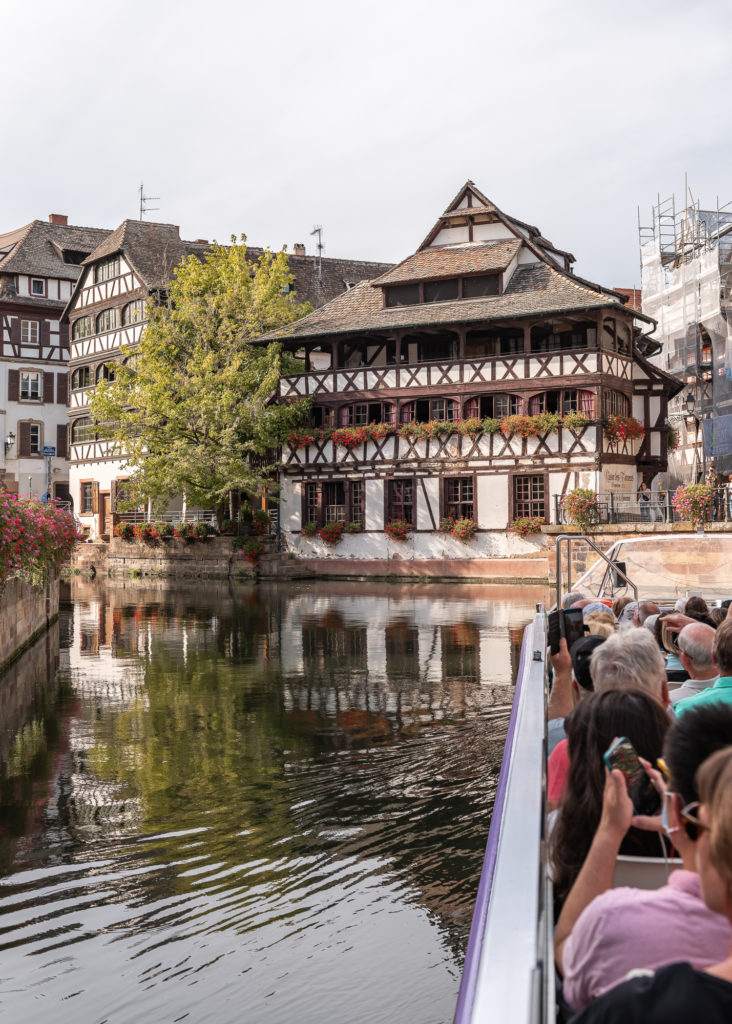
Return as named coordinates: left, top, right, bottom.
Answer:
left=42, top=446, right=56, bottom=457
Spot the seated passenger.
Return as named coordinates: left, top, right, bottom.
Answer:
left=676, top=620, right=732, bottom=717
left=547, top=636, right=606, bottom=755
left=612, top=596, right=634, bottom=620
left=548, top=630, right=669, bottom=804
left=549, top=689, right=669, bottom=907
left=635, top=601, right=660, bottom=628
left=654, top=614, right=688, bottom=681
left=585, top=612, right=616, bottom=639
left=568, top=745, right=732, bottom=1023
left=670, top=623, right=718, bottom=704
left=555, top=705, right=732, bottom=1011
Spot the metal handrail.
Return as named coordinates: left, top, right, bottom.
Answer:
left=555, top=533, right=638, bottom=607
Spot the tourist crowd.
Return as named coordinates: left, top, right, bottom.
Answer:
left=547, top=590, right=732, bottom=1022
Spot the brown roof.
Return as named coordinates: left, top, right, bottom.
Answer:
left=256, top=263, right=649, bottom=343
left=82, top=220, right=197, bottom=290
left=370, top=240, right=520, bottom=286
left=0, top=220, right=111, bottom=279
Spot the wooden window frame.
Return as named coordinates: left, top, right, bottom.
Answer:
left=19, top=420, right=44, bottom=457
left=71, top=366, right=92, bottom=391
left=72, top=316, right=94, bottom=340
left=71, top=417, right=95, bottom=444
left=443, top=476, right=476, bottom=521
left=21, top=320, right=40, bottom=345
left=94, top=256, right=121, bottom=284
left=79, top=478, right=96, bottom=516
left=385, top=476, right=416, bottom=526
left=96, top=308, right=119, bottom=334
left=19, top=370, right=42, bottom=402
left=122, top=300, right=146, bottom=326
left=30, top=278, right=46, bottom=297
left=510, top=472, right=548, bottom=521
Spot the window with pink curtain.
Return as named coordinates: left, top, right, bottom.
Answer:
left=579, top=390, right=595, bottom=417
left=386, top=403, right=397, bottom=425
left=400, top=402, right=414, bottom=423
left=464, top=398, right=479, bottom=419
left=529, top=394, right=543, bottom=415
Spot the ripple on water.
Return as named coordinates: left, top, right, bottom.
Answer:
left=0, top=579, right=539, bottom=1024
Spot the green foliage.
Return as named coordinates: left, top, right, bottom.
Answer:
left=301, top=521, right=318, bottom=537
left=318, top=521, right=344, bottom=545
left=91, top=237, right=312, bottom=511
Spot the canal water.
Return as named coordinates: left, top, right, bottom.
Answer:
left=0, top=579, right=545, bottom=1024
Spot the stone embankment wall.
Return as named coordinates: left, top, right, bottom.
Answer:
left=72, top=537, right=248, bottom=579
left=0, top=576, right=60, bottom=674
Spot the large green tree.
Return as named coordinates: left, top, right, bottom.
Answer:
left=91, top=238, right=310, bottom=512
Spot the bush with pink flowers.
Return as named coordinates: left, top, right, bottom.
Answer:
left=0, top=493, right=79, bottom=586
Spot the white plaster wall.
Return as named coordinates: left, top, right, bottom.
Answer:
left=418, top=476, right=440, bottom=530
left=429, top=226, right=469, bottom=247
left=477, top=475, right=508, bottom=528
left=365, top=479, right=384, bottom=530
left=649, top=396, right=661, bottom=423
left=472, top=222, right=516, bottom=242
left=632, top=395, right=644, bottom=419
left=282, top=528, right=545, bottom=562
left=501, top=251, right=520, bottom=290
left=281, top=478, right=302, bottom=532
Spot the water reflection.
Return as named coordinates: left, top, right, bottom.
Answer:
left=0, top=579, right=545, bottom=1024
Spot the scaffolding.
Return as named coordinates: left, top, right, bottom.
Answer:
left=639, top=184, right=732, bottom=484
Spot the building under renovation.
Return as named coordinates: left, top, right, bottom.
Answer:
left=640, top=189, right=732, bottom=483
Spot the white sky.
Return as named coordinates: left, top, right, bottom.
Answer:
left=2, top=0, right=731, bottom=288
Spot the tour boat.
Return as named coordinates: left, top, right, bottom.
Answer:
left=453, top=532, right=732, bottom=1024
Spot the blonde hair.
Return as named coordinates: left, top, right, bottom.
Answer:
left=612, top=596, right=633, bottom=618
left=697, top=746, right=732, bottom=901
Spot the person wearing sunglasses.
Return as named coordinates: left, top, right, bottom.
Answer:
left=555, top=704, right=732, bottom=1013
left=568, top=743, right=732, bottom=1022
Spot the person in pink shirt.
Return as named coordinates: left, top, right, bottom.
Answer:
left=554, top=703, right=732, bottom=1012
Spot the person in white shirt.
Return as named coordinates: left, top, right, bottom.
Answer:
left=670, top=622, right=718, bottom=705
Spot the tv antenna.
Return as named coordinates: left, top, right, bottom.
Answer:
left=310, top=225, right=324, bottom=283
left=139, top=182, right=160, bottom=220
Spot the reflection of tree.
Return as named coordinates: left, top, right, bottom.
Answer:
left=4, top=580, right=530, bottom=969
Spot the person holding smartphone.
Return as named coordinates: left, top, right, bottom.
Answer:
left=555, top=704, right=732, bottom=1012
left=568, top=744, right=732, bottom=1023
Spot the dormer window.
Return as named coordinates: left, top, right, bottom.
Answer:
left=30, top=278, right=45, bottom=296
left=384, top=272, right=500, bottom=307
left=463, top=274, right=499, bottom=298
left=95, top=255, right=121, bottom=283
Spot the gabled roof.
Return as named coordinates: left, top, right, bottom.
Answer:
left=256, top=263, right=649, bottom=343
left=418, top=180, right=576, bottom=266
left=0, top=220, right=111, bottom=279
left=371, top=239, right=520, bottom=287
left=81, top=220, right=201, bottom=290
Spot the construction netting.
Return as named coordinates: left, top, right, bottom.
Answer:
left=641, top=206, right=732, bottom=485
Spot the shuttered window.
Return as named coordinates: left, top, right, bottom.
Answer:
left=20, top=372, right=41, bottom=400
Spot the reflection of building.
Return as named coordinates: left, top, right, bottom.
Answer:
left=261, top=181, right=682, bottom=567
left=640, top=191, right=732, bottom=482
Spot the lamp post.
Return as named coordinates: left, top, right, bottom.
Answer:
left=4, top=431, right=15, bottom=455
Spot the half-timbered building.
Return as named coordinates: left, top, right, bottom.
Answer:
left=64, top=220, right=393, bottom=537
left=0, top=215, right=110, bottom=499
left=258, top=182, right=684, bottom=570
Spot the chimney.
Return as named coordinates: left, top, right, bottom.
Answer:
left=293, top=243, right=306, bottom=257
left=49, top=214, right=68, bottom=226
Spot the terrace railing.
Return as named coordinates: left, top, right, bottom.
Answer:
left=553, top=488, right=732, bottom=526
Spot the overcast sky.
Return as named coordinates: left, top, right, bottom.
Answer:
left=2, top=0, right=731, bottom=288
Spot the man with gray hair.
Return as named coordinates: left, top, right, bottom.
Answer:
left=589, top=627, right=669, bottom=707
left=670, top=623, right=718, bottom=705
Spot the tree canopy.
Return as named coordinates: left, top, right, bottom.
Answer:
left=91, top=238, right=311, bottom=511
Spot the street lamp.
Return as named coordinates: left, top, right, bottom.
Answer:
left=4, top=431, right=15, bottom=454
left=685, top=391, right=696, bottom=416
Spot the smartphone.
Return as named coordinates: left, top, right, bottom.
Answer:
left=563, top=607, right=585, bottom=652
left=548, top=607, right=587, bottom=655
left=603, top=737, right=661, bottom=816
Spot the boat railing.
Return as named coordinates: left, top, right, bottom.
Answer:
left=453, top=604, right=553, bottom=1024
left=555, top=533, right=638, bottom=606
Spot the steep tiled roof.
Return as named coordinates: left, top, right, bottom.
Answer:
left=247, top=248, right=393, bottom=308
left=256, top=263, right=651, bottom=343
left=0, top=220, right=110, bottom=279
left=371, top=240, right=520, bottom=286
left=82, top=220, right=197, bottom=290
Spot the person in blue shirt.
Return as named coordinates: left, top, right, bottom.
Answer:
left=675, top=619, right=732, bottom=717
